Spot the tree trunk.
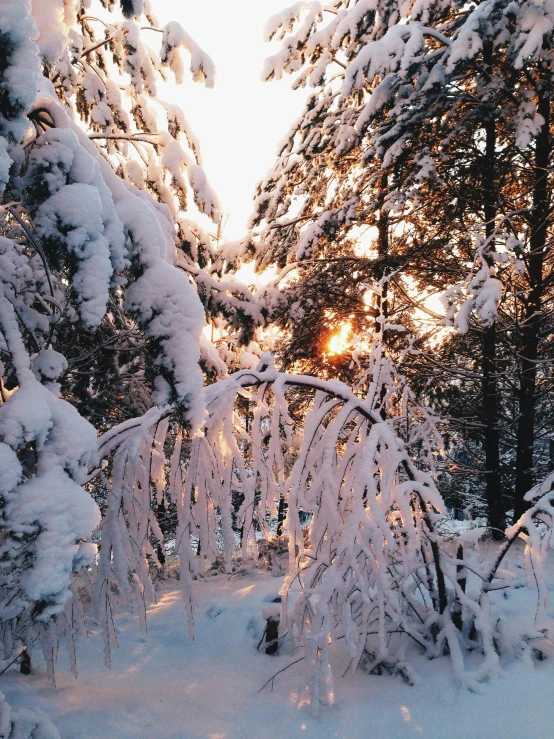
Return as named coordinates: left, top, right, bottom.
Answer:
left=480, top=65, right=506, bottom=536
left=265, top=617, right=279, bottom=655
left=482, top=322, right=505, bottom=535
left=513, top=66, right=551, bottom=522
left=20, top=648, right=31, bottom=675
left=276, top=494, right=286, bottom=536
left=376, top=176, right=390, bottom=419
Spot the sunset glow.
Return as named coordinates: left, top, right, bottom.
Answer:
left=327, top=322, right=353, bottom=356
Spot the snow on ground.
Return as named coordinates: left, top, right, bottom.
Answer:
left=3, top=552, right=554, bottom=739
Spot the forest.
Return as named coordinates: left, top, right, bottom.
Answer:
left=0, top=0, right=553, bottom=736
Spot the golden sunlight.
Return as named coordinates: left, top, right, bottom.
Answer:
left=327, top=321, right=352, bottom=355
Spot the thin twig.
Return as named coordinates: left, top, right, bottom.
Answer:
left=258, top=656, right=305, bottom=693
left=0, top=647, right=26, bottom=676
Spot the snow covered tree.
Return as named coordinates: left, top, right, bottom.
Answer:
left=161, top=342, right=552, bottom=716
left=0, top=0, right=101, bottom=678
left=246, top=0, right=554, bottom=532
left=2, top=0, right=554, bottom=726
left=0, top=0, right=230, bottom=684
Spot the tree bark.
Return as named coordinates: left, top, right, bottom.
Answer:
left=482, top=321, right=505, bottom=535
left=276, top=494, right=286, bottom=536
left=376, top=176, right=390, bottom=419
left=513, top=65, right=551, bottom=522
left=481, top=62, right=506, bottom=536
left=20, top=649, right=31, bottom=675
left=265, top=617, right=280, bottom=655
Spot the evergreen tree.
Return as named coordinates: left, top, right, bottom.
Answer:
left=0, top=0, right=224, bottom=689
left=247, top=0, right=554, bottom=531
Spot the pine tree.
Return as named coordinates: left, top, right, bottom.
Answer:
left=0, top=0, right=226, bottom=686
left=248, top=0, right=554, bottom=532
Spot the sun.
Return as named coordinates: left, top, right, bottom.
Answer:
left=327, top=321, right=352, bottom=355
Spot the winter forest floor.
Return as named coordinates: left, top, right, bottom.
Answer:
left=3, top=544, right=554, bottom=739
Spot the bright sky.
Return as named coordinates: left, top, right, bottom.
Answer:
left=157, top=0, right=306, bottom=240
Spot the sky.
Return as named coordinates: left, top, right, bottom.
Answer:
left=157, top=0, right=306, bottom=240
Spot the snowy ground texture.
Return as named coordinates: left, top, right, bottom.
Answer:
left=3, top=544, right=554, bottom=739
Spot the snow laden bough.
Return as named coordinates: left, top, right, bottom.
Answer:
left=205, top=371, right=554, bottom=715
left=0, top=117, right=206, bottom=673
left=96, top=353, right=554, bottom=715
left=0, top=0, right=209, bottom=695
left=0, top=690, right=61, bottom=739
